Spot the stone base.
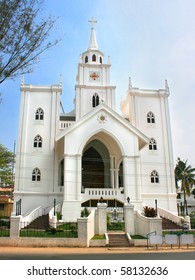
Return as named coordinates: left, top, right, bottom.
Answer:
left=61, top=200, right=81, bottom=222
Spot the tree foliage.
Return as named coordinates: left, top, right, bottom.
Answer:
left=0, top=0, right=58, bottom=84
left=0, top=144, right=14, bottom=186
left=175, top=157, right=195, bottom=215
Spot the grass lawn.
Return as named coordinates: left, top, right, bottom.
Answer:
left=20, top=223, right=78, bottom=238
left=91, top=234, right=106, bottom=240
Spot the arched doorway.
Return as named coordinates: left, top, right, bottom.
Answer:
left=82, top=140, right=110, bottom=189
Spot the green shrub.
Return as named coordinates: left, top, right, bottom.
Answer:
left=81, top=207, right=90, bottom=217
left=143, top=206, right=157, bottom=217
left=56, top=211, right=62, bottom=221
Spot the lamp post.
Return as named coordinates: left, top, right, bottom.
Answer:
left=155, top=199, right=158, bottom=216
left=54, top=198, right=56, bottom=216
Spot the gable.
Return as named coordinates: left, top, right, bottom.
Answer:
left=56, top=103, right=149, bottom=155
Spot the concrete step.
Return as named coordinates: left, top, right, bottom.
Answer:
left=24, top=214, right=49, bottom=229
left=107, top=233, right=131, bottom=247
left=161, top=217, right=183, bottom=230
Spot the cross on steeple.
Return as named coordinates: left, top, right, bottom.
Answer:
left=88, top=17, right=97, bottom=29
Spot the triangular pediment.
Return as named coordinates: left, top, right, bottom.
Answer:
left=56, top=103, right=149, bottom=150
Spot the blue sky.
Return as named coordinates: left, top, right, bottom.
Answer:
left=1, top=0, right=195, bottom=166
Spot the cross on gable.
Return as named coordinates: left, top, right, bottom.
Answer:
left=88, top=17, right=97, bottom=29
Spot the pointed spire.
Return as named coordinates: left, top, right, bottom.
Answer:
left=128, top=77, right=132, bottom=91
left=59, top=74, right=63, bottom=86
left=21, top=74, right=25, bottom=86
left=165, top=79, right=169, bottom=93
left=88, top=17, right=98, bottom=50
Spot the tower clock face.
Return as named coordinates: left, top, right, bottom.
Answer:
left=89, top=71, right=100, bottom=81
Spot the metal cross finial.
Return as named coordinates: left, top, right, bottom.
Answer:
left=88, top=17, right=97, bottom=29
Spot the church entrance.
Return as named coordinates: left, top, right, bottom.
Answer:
left=82, top=140, right=110, bottom=189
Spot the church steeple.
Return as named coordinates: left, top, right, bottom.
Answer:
left=80, top=17, right=103, bottom=65
left=88, top=17, right=98, bottom=50
left=75, top=17, right=116, bottom=120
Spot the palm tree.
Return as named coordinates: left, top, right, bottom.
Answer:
left=175, top=158, right=195, bottom=215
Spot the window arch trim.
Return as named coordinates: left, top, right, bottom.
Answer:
left=149, top=138, right=157, bottom=150
left=35, top=108, right=44, bottom=121
left=92, top=93, right=99, bottom=107
left=151, top=170, right=159, bottom=183
left=32, top=168, right=41, bottom=182
left=147, top=111, right=155, bottom=124
left=33, top=134, right=43, bottom=148
left=92, top=54, right=96, bottom=62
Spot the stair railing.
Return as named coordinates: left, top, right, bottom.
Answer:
left=146, top=231, right=157, bottom=248
left=157, top=207, right=182, bottom=225
left=20, top=206, right=43, bottom=228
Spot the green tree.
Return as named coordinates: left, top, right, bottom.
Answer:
left=0, top=144, right=15, bottom=186
left=175, top=157, right=195, bottom=215
left=0, top=0, right=59, bottom=84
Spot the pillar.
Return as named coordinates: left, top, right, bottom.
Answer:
left=10, top=215, right=21, bottom=238
left=110, top=155, right=115, bottom=188
left=124, top=203, right=135, bottom=235
left=96, top=203, right=107, bottom=235
left=62, top=154, right=81, bottom=221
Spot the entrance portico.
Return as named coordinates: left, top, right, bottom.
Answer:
left=55, top=104, right=149, bottom=221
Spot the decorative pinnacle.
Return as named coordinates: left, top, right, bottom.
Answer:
left=128, top=77, right=132, bottom=90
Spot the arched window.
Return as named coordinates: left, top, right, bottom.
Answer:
left=85, top=56, right=88, bottom=63
left=151, top=170, right=159, bottom=183
left=149, top=138, right=157, bottom=150
left=147, top=111, right=155, bottom=123
left=33, top=135, right=42, bottom=148
left=32, top=168, right=41, bottom=181
left=92, top=93, right=99, bottom=107
left=35, top=108, right=44, bottom=120
left=100, top=57, right=102, bottom=64
left=92, top=54, right=96, bottom=61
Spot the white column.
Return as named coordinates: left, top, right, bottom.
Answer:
left=110, top=155, right=115, bottom=188
left=114, top=168, right=119, bottom=189
left=123, top=156, right=136, bottom=201
left=135, top=156, right=142, bottom=201
left=76, top=154, right=82, bottom=200
left=63, top=154, right=77, bottom=200
left=62, top=154, right=81, bottom=221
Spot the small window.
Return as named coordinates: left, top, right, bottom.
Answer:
left=32, top=168, right=41, bottom=182
left=100, top=57, right=102, bottom=64
left=149, top=138, right=157, bottom=150
left=92, top=93, right=99, bottom=107
left=35, top=108, right=44, bottom=120
left=147, top=111, right=155, bottom=123
left=85, top=56, right=88, bottom=63
left=151, top=170, right=159, bottom=183
left=33, top=135, right=42, bottom=148
left=92, top=54, right=96, bottom=62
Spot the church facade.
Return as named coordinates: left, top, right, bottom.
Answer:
left=14, top=18, right=177, bottom=221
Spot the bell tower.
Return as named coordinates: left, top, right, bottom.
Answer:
left=75, top=17, right=116, bottom=120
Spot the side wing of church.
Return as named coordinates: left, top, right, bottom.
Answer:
left=14, top=18, right=177, bottom=221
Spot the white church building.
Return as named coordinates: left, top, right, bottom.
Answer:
left=14, top=18, right=177, bottom=222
